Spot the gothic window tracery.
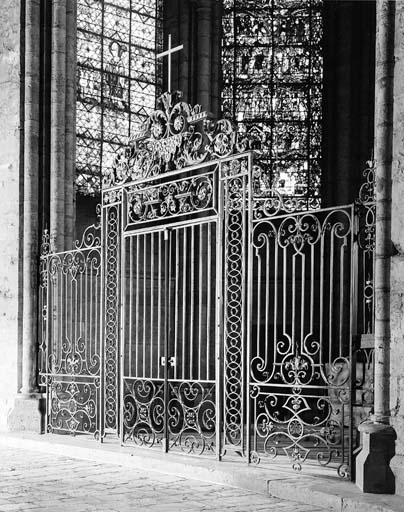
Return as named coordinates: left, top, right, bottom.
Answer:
left=222, top=0, right=323, bottom=209
left=76, top=0, right=163, bottom=196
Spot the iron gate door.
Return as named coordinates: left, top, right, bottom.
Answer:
left=121, top=221, right=218, bottom=455
left=114, top=153, right=221, bottom=456
left=38, top=226, right=102, bottom=436
left=248, top=202, right=355, bottom=477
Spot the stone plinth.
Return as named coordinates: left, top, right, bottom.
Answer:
left=356, top=422, right=396, bottom=494
left=7, top=394, right=45, bottom=434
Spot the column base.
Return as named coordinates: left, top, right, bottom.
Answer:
left=7, top=393, right=45, bottom=433
left=355, top=422, right=396, bottom=494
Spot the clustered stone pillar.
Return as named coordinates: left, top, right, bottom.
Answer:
left=7, top=0, right=44, bottom=432
left=322, top=0, right=376, bottom=207
left=8, top=0, right=77, bottom=432
left=50, top=0, right=76, bottom=253
left=196, top=0, right=212, bottom=114
left=65, top=0, right=77, bottom=249
left=164, top=0, right=221, bottom=118
left=51, top=0, right=66, bottom=251
left=356, top=0, right=396, bottom=494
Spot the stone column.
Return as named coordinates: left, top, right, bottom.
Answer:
left=196, top=0, right=212, bottom=113
left=0, top=0, right=24, bottom=429
left=178, top=1, right=190, bottom=102
left=50, top=0, right=66, bottom=251
left=210, top=0, right=221, bottom=119
left=163, top=0, right=179, bottom=93
left=356, top=0, right=396, bottom=494
left=65, top=0, right=77, bottom=248
left=7, top=0, right=44, bottom=433
left=322, top=1, right=376, bottom=207
left=21, top=0, right=40, bottom=398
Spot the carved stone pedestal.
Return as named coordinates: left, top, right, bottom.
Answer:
left=356, top=422, right=396, bottom=494
left=7, top=393, right=45, bottom=433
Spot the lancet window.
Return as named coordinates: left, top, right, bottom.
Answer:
left=222, top=0, right=323, bottom=209
left=76, top=0, right=163, bottom=196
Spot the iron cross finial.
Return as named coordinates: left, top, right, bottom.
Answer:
left=157, top=34, right=183, bottom=94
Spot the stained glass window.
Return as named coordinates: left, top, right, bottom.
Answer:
left=222, top=0, right=323, bottom=209
left=76, top=0, right=163, bottom=196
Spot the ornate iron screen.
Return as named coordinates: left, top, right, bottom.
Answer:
left=222, top=0, right=323, bottom=209
left=101, top=90, right=251, bottom=452
left=76, top=0, right=163, bottom=195
left=38, top=226, right=102, bottom=435
left=39, top=87, right=375, bottom=479
left=248, top=193, right=354, bottom=477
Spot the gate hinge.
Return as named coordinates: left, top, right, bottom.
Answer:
left=160, top=356, right=176, bottom=368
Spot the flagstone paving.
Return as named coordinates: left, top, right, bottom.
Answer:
left=0, top=445, right=328, bottom=512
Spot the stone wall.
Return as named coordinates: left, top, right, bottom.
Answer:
left=391, top=0, right=404, bottom=495
left=0, top=2, right=21, bottom=429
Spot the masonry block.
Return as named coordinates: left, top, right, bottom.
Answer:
left=356, top=422, right=396, bottom=494
left=7, top=394, right=45, bottom=434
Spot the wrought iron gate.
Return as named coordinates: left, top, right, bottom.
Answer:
left=248, top=197, right=354, bottom=476
left=38, top=226, right=102, bottom=436
left=39, top=92, right=375, bottom=479
left=117, top=164, right=220, bottom=454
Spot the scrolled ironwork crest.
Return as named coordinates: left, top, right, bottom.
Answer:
left=103, top=90, right=252, bottom=188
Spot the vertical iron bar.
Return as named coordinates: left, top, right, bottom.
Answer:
left=46, top=253, right=51, bottom=433
left=292, top=254, right=296, bottom=354
left=339, top=238, right=346, bottom=358
left=198, top=225, right=203, bottom=380
left=99, top=208, right=105, bottom=440
left=329, top=227, right=335, bottom=365
left=174, top=229, right=179, bottom=381
left=256, top=243, right=262, bottom=371
left=301, top=252, right=306, bottom=351
left=135, top=235, right=139, bottom=378
left=182, top=227, right=187, bottom=381
left=190, top=225, right=195, bottom=380
left=151, top=232, right=155, bottom=378
left=119, top=227, right=126, bottom=445
left=129, top=235, right=133, bottom=377
left=349, top=205, right=355, bottom=475
left=157, top=231, right=162, bottom=380
left=274, top=229, right=278, bottom=373
left=246, top=153, right=253, bottom=463
left=264, top=238, right=269, bottom=366
left=206, top=222, right=212, bottom=381
left=163, top=228, right=170, bottom=452
left=216, top=166, right=224, bottom=461
left=143, top=233, right=147, bottom=378
left=319, top=231, right=325, bottom=366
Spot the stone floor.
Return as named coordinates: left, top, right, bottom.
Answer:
left=0, top=445, right=328, bottom=512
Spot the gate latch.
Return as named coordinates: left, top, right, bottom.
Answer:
left=160, top=356, right=176, bottom=368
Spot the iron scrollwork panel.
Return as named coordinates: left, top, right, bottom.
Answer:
left=39, top=225, right=102, bottom=436
left=122, top=379, right=216, bottom=454
left=102, top=201, right=121, bottom=434
left=249, top=207, right=354, bottom=478
left=220, top=155, right=251, bottom=454
left=49, top=378, right=100, bottom=435
left=126, top=171, right=216, bottom=228
left=167, top=381, right=216, bottom=455
left=38, top=230, right=50, bottom=389
left=355, top=161, right=375, bottom=337
left=122, top=378, right=165, bottom=447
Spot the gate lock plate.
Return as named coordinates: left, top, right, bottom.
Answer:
left=160, top=356, right=176, bottom=368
